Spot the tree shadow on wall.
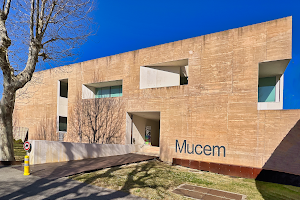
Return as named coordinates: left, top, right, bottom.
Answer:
left=35, top=118, right=58, bottom=141
left=255, top=119, right=300, bottom=199
left=69, top=93, right=124, bottom=144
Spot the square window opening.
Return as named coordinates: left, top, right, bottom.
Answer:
left=257, top=59, right=290, bottom=110
left=140, top=59, right=188, bottom=89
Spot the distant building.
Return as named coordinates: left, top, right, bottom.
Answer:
left=15, top=16, right=300, bottom=178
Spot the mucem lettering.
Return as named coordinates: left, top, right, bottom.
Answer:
left=176, top=140, right=225, bottom=157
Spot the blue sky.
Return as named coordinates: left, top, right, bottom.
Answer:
left=79, top=0, right=295, bottom=62
left=7, top=0, right=300, bottom=108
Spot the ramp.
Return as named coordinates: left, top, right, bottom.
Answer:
left=14, top=153, right=157, bottom=180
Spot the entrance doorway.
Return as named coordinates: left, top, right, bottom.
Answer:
left=126, top=111, right=160, bottom=156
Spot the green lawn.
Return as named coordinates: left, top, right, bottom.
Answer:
left=13, top=142, right=26, bottom=161
left=70, top=160, right=300, bottom=200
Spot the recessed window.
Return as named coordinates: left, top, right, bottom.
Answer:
left=95, top=85, right=122, bottom=98
left=140, top=59, right=188, bottom=89
left=111, top=85, right=123, bottom=97
left=180, top=66, right=188, bottom=85
left=82, top=80, right=123, bottom=99
left=257, top=59, right=290, bottom=110
left=258, top=77, right=276, bottom=102
left=59, top=116, right=67, bottom=132
left=60, top=81, right=68, bottom=98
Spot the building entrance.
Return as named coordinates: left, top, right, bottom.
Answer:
left=126, top=111, right=160, bottom=156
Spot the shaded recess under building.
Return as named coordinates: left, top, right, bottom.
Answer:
left=127, top=112, right=160, bottom=156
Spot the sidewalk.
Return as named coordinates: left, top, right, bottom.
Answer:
left=0, top=166, right=147, bottom=200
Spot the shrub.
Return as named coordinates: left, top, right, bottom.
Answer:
left=13, top=139, right=24, bottom=144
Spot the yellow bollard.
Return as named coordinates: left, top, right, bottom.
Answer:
left=24, top=155, right=30, bottom=176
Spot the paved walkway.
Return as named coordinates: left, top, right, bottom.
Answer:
left=13, top=153, right=157, bottom=180
left=0, top=166, right=147, bottom=200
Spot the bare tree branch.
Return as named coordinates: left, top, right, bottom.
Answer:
left=40, top=0, right=55, bottom=37
left=30, top=0, right=34, bottom=41
left=0, top=0, right=95, bottom=161
left=35, top=0, right=39, bottom=38
left=38, top=0, right=46, bottom=35
left=3, top=0, right=11, bottom=19
left=2, top=1, right=5, bottom=12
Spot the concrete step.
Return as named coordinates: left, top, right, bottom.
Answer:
left=138, top=145, right=160, bottom=157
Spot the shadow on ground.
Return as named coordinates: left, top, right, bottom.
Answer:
left=0, top=165, right=141, bottom=200
left=0, top=152, right=155, bottom=199
left=72, top=161, right=170, bottom=199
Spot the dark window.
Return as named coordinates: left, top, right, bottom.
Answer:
left=180, top=77, right=188, bottom=85
left=60, top=81, right=68, bottom=98
left=59, top=116, right=67, bottom=132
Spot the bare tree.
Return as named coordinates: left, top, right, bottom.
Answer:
left=0, top=0, right=94, bottom=161
left=69, top=94, right=124, bottom=144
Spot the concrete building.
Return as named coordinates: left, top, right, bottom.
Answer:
left=15, top=16, right=300, bottom=178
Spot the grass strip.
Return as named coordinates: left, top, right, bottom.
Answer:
left=70, top=160, right=300, bottom=200
left=14, top=143, right=26, bottom=161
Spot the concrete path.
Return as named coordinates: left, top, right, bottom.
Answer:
left=0, top=166, right=147, bottom=200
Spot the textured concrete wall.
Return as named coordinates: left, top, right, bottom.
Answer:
left=132, top=114, right=147, bottom=145
left=15, top=17, right=299, bottom=174
left=28, top=140, right=139, bottom=165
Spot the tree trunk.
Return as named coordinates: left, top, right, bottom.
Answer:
left=0, top=86, right=15, bottom=161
